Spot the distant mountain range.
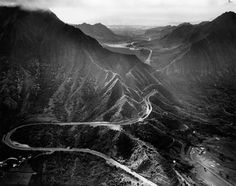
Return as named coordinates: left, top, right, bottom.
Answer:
left=145, top=25, right=175, bottom=40
left=108, top=25, right=154, bottom=38
left=144, top=12, right=236, bottom=76
left=1, top=6, right=236, bottom=186
left=0, top=6, right=177, bottom=128
left=75, top=23, right=126, bottom=42
left=0, top=7, right=182, bottom=185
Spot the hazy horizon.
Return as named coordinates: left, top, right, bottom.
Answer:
left=0, top=0, right=236, bottom=26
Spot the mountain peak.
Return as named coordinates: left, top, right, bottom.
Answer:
left=94, top=23, right=104, bottom=26
left=222, top=11, right=236, bottom=16
left=178, top=22, right=192, bottom=26
left=213, top=11, right=236, bottom=24
left=75, top=21, right=123, bottom=42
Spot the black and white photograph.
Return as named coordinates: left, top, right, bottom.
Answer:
left=0, top=0, right=236, bottom=185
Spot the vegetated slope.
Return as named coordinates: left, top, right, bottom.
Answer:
left=75, top=23, right=125, bottom=42
left=3, top=7, right=230, bottom=186
left=141, top=12, right=236, bottom=75
left=0, top=6, right=178, bottom=129
left=160, top=11, right=236, bottom=76
left=145, top=25, right=176, bottom=40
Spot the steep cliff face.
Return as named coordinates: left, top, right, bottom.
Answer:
left=0, top=7, right=184, bottom=186
left=0, top=7, right=176, bottom=128
left=161, top=12, right=236, bottom=76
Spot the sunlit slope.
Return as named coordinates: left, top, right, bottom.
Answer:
left=0, top=6, right=178, bottom=125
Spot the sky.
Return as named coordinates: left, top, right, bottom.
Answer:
left=0, top=0, right=236, bottom=25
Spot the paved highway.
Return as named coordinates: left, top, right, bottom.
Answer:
left=2, top=90, right=158, bottom=186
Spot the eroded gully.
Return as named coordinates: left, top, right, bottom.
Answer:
left=2, top=90, right=158, bottom=186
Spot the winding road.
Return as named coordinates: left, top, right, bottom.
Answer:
left=103, top=40, right=153, bottom=66
left=145, top=48, right=152, bottom=65
left=129, top=41, right=152, bottom=65
left=2, top=90, right=158, bottom=186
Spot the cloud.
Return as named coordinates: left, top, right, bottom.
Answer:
left=0, top=0, right=233, bottom=9
left=0, top=0, right=82, bottom=8
left=0, top=0, right=236, bottom=25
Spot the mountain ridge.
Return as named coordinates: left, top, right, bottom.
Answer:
left=0, top=6, right=177, bottom=127
left=75, top=22, right=126, bottom=42
left=143, top=11, right=236, bottom=76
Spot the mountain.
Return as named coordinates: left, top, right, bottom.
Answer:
left=145, top=25, right=175, bottom=40
left=159, top=11, right=236, bottom=76
left=108, top=25, right=150, bottom=38
left=0, top=6, right=160, bottom=126
left=1, top=7, right=236, bottom=186
left=75, top=23, right=125, bottom=42
left=0, top=6, right=184, bottom=186
left=159, top=23, right=195, bottom=46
